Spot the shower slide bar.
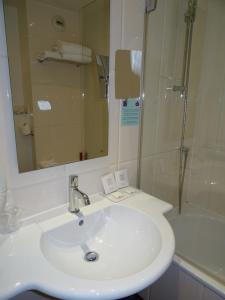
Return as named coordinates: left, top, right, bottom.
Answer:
left=177, top=0, right=197, bottom=214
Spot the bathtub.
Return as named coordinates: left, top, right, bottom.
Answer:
left=169, top=214, right=225, bottom=297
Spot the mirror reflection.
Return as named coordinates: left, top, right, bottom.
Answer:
left=115, top=49, right=142, bottom=99
left=3, top=0, right=110, bottom=172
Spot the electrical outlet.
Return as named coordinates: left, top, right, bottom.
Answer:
left=101, top=173, right=118, bottom=194
left=114, top=169, right=129, bottom=189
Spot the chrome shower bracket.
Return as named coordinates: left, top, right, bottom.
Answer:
left=166, top=85, right=187, bottom=99
left=146, top=0, right=157, bottom=13
left=172, top=85, right=187, bottom=99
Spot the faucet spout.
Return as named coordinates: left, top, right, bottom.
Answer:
left=68, top=175, right=90, bottom=214
left=75, top=188, right=90, bottom=206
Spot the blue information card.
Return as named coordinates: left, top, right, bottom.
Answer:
left=121, top=99, right=141, bottom=126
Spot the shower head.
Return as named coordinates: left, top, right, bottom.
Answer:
left=96, top=55, right=109, bottom=79
left=185, top=0, right=198, bottom=23
left=96, top=55, right=109, bottom=98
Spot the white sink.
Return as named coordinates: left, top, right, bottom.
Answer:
left=41, top=205, right=161, bottom=280
left=0, top=192, right=175, bottom=300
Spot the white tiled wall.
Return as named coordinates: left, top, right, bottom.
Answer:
left=0, top=0, right=145, bottom=219
left=26, top=0, right=84, bottom=167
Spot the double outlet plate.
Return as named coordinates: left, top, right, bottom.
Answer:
left=101, top=170, right=129, bottom=195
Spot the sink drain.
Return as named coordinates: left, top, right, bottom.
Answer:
left=84, top=251, right=99, bottom=262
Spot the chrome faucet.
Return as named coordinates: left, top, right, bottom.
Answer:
left=68, top=175, right=90, bottom=214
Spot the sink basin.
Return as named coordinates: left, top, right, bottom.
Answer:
left=41, top=205, right=161, bottom=280
left=0, top=193, right=174, bottom=300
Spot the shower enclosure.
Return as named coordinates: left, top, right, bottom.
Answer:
left=139, top=0, right=225, bottom=291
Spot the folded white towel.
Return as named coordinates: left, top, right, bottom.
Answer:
left=61, top=53, right=92, bottom=64
left=38, top=50, right=61, bottom=62
left=38, top=51, right=92, bottom=64
left=39, top=159, right=57, bottom=168
left=54, top=40, right=92, bottom=57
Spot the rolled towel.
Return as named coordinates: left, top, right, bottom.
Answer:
left=53, top=40, right=92, bottom=57
left=37, top=51, right=92, bottom=64
left=61, top=53, right=92, bottom=64
left=37, top=50, right=61, bottom=62
left=39, top=159, right=57, bottom=169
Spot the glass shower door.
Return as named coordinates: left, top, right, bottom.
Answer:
left=140, top=0, right=188, bottom=208
left=140, top=0, right=225, bottom=283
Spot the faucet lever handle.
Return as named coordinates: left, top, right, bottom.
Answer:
left=70, top=175, right=78, bottom=188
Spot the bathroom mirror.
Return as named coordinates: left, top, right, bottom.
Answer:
left=115, top=49, right=142, bottom=99
left=3, top=0, right=110, bottom=172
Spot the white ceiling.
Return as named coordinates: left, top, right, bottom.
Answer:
left=37, top=0, right=95, bottom=11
